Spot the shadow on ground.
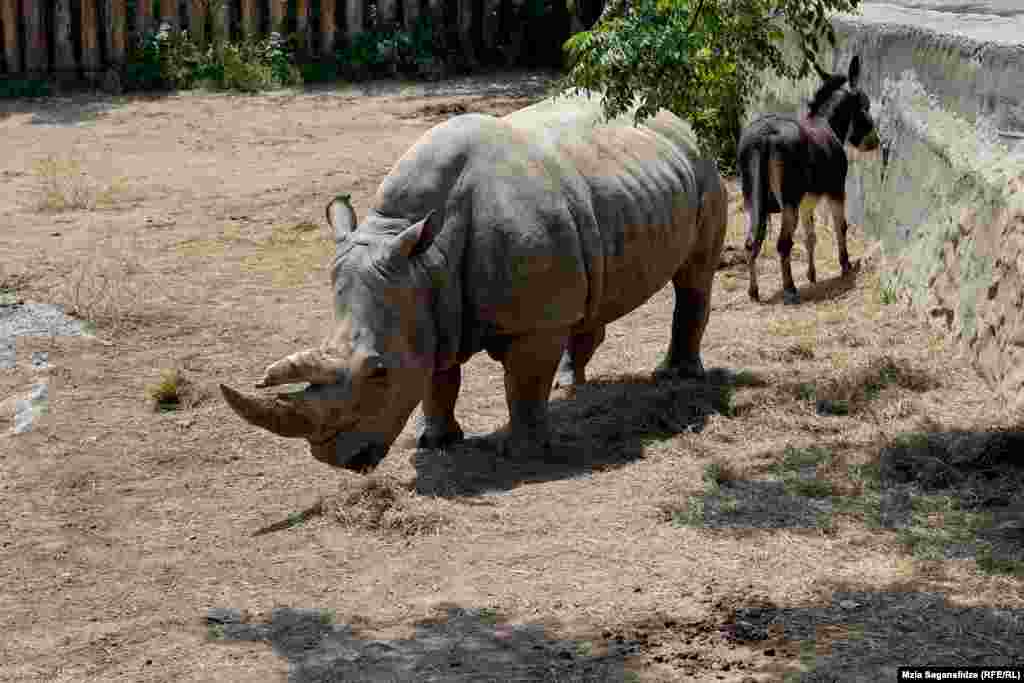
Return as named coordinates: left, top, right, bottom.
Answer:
left=761, top=266, right=861, bottom=306
left=207, top=605, right=642, bottom=683
left=678, top=424, right=1024, bottom=563
left=0, top=89, right=173, bottom=126
left=722, top=590, right=1024, bottom=679
left=410, top=368, right=741, bottom=498
left=0, top=69, right=560, bottom=127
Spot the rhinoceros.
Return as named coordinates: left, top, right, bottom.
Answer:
left=220, top=92, right=728, bottom=472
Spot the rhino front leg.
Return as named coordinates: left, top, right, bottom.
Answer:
left=417, top=364, right=464, bottom=449
left=553, top=326, right=606, bottom=391
left=501, top=331, right=567, bottom=459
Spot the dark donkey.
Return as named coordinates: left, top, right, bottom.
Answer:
left=738, top=55, right=880, bottom=305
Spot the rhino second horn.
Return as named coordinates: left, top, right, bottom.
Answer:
left=220, top=384, right=317, bottom=438
left=255, top=349, right=344, bottom=388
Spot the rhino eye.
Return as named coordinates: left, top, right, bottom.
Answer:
left=366, top=357, right=388, bottom=381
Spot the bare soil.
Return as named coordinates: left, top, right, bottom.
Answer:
left=2, top=71, right=1022, bottom=683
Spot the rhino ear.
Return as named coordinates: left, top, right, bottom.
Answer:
left=392, top=210, right=439, bottom=260
left=326, top=194, right=358, bottom=242
left=847, top=55, right=862, bottom=88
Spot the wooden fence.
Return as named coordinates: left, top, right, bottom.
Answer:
left=0, top=0, right=605, bottom=82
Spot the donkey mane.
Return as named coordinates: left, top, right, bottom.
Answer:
left=807, top=75, right=849, bottom=118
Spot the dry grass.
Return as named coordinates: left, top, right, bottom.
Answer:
left=241, top=221, right=333, bottom=286
left=3, top=81, right=1022, bottom=682
left=800, top=355, right=938, bottom=417
left=60, top=248, right=146, bottom=333
left=32, top=154, right=126, bottom=212
left=328, top=474, right=453, bottom=537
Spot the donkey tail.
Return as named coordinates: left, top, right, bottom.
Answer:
left=744, top=141, right=770, bottom=246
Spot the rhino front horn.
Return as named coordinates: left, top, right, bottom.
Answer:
left=220, top=384, right=316, bottom=438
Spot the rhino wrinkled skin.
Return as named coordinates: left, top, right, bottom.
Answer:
left=220, top=93, right=728, bottom=472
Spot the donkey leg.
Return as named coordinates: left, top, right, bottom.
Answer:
left=799, top=195, right=819, bottom=284
left=778, top=206, right=800, bottom=305
left=828, top=196, right=853, bottom=275
left=553, top=327, right=606, bottom=390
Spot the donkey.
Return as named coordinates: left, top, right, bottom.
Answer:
left=738, top=55, right=880, bottom=305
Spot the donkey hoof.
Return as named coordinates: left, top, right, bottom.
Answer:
left=748, top=287, right=760, bottom=303
left=807, top=270, right=817, bottom=284
left=782, top=289, right=801, bottom=305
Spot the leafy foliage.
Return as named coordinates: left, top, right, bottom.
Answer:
left=335, top=15, right=439, bottom=79
left=124, top=24, right=301, bottom=92
left=559, top=0, right=861, bottom=172
left=0, top=79, right=53, bottom=99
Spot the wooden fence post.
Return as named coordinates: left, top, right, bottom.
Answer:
left=456, top=0, right=475, bottom=66
left=295, top=0, right=310, bottom=54
left=344, top=0, right=364, bottom=46
left=240, top=0, right=258, bottom=39
left=1, top=0, right=21, bottom=75
left=377, top=0, right=398, bottom=26
left=81, top=0, right=101, bottom=78
left=404, top=0, right=421, bottom=33
left=161, top=0, right=180, bottom=29
left=106, top=0, right=127, bottom=63
left=210, top=0, right=228, bottom=44
left=189, top=0, right=206, bottom=45
left=54, top=0, right=77, bottom=77
left=269, top=0, right=286, bottom=33
left=136, top=0, right=153, bottom=37
left=320, top=0, right=337, bottom=56
left=25, top=1, right=48, bottom=75
left=427, top=0, right=443, bottom=52
left=481, top=0, right=501, bottom=56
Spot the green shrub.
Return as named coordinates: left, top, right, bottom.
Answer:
left=123, top=24, right=302, bottom=93
left=0, top=79, right=52, bottom=98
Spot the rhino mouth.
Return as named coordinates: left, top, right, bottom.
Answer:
left=310, top=431, right=389, bottom=473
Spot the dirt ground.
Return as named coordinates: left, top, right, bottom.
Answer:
left=2, top=71, right=1023, bottom=682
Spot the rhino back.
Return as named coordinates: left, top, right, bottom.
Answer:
left=506, top=95, right=719, bottom=327
left=366, top=97, right=721, bottom=359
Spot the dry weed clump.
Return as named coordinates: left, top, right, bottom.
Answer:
left=60, top=231, right=149, bottom=333
left=146, top=368, right=204, bottom=411
left=806, top=355, right=936, bottom=416
left=33, top=155, right=126, bottom=212
left=328, top=475, right=451, bottom=537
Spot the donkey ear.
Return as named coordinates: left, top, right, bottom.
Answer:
left=848, top=55, right=862, bottom=88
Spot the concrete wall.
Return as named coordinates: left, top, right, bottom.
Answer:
left=747, top=6, right=1024, bottom=410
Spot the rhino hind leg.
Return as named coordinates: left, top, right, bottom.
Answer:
left=500, top=331, right=567, bottom=461
left=553, top=327, right=606, bottom=391
left=417, top=364, right=465, bottom=449
left=654, top=282, right=708, bottom=381
left=656, top=187, right=726, bottom=381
